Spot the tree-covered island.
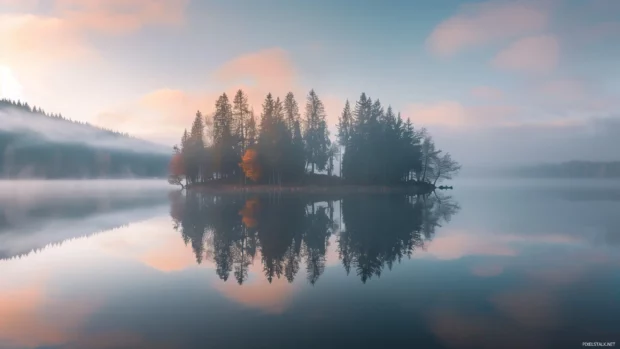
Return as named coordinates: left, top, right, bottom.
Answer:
left=169, top=89, right=460, bottom=193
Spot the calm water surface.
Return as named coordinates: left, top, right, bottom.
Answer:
left=0, top=179, right=618, bottom=349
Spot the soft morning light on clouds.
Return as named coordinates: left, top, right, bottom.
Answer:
left=0, top=65, right=23, bottom=100
left=1, top=0, right=618, bottom=166
left=426, top=1, right=549, bottom=56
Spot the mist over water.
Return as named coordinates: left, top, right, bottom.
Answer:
left=0, top=108, right=170, bottom=155
left=0, top=180, right=173, bottom=259
left=0, top=179, right=618, bottom=349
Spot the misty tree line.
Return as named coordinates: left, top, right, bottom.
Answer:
left=170, top=192, right=460, bottom=284
left=0, top=98, right=170, bottom=178
left=0, top=98, right=131, bottom=136
left=170, top=89, right=460, bottom=187
left=338, top=93, right=459, bottom=185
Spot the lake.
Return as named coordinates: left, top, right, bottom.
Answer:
left=0, top=179, right=618, bottom=349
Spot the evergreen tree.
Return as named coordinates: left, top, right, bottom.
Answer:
left=187, top=111, right=206, bottom=183
left=258, top=93, right=277, bottom=184
left=246, top=109, right=257, bottom=148
left=337, top=99, right=353, bottom=149
left=303, top=89, right=331, bottom=173
left=232, top=89, right=250, bottom=152
left=212, top=93, right=236, bottom=179
left=284, top=92, right=301, bottom=132
left=167, top=89, right=458, bottom=188
left=291, top=120, right=306, bottom=181
left=190, top=111, right=205, bottom=148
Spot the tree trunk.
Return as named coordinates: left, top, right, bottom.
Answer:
left=339, top=146, right=343, bottom=177
left=422, top=155, right=429, bottom=183
left=433, top=172, right=440, bottom=186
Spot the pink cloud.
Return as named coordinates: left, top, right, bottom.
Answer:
left=0, top=0, right=40, bottom=10
left=427, top=1, right=548, bottom=56
left=0, top=283, right=101, bottom=348
left=407, top=101, right=469, bottom=127
left=97, top=47, right=341, bottom=142
left=0, top=0, right=189, bottom=118
left=0, top=257, right=105, bottom=349
left=418, top=229, right=587, bottom=261
left=138, top=88, right=210, bottom=119
left=492, top=35, right=559, bottom=73
left=0, top=225, right=183, bottom=349
left=53, top=0, right=188, bottom=35
left=137, top=238, right=200, bottom=273
left=93, top=218, right=210, bottom=273
left=214, top=48, right=298, bottom=98
left=0, top=14, right=95, bottom=67
left=93, top=217, right=299, bottom=314
left=0, top=0, right=188, bottom=87
left=471, top=86, right=504, bottom=100
left=213, top=264, right=298, bottom=314
left=405, top=101, right=520, bottom=127
left=422, top=231, right=518, bottom=260
left=94, top=88, right=216, bottom=143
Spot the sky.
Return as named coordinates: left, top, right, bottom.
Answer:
left=0, top=0, right=619, bottom=167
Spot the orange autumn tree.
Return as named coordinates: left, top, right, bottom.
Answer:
left=239, top=198, right=260, bottom=228
left=239, top=148, right=261, bottom=182
left=168, top=151, right=186, bottom=189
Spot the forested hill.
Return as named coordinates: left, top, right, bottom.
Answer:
left=0, top=99, right=170, bottom=178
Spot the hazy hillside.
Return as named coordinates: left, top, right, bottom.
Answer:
left=0, top=99, right=171, bottom=178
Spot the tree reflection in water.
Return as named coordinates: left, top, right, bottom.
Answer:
left=169, top=192, right=460, bottom=284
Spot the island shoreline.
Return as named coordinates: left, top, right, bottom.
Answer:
left=185, top=182, right=437, bottom=195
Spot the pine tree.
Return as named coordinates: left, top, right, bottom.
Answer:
left=337, top=100, right=353, bottom=148
left=284, top=92, right=301, bottom=132
left=181, top=129, right=189, bottom=153
left=274, top=97, right=284, bottom=123
left=246, top=109, right=257, bottom=148
left=291, top=119, right=306, bottom=180
left=337, top=100, right=353, bottom=177
left=259, top=93, right=276, bottom=136
left=170, top=89, right=457, bottom=188
left=213, top=93, right=235, bottom=178
left=303, top=89, right=331, bottom=173
left=258, top=93, right=277, bottom=184
left=190, top=111, right=205, bottom=148
left=232, top=89, right=250, bottom=152
left=187, top=111, right=206, bottom=183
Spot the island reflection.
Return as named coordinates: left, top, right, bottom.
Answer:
left=169, top=192, right=460, bottom=284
